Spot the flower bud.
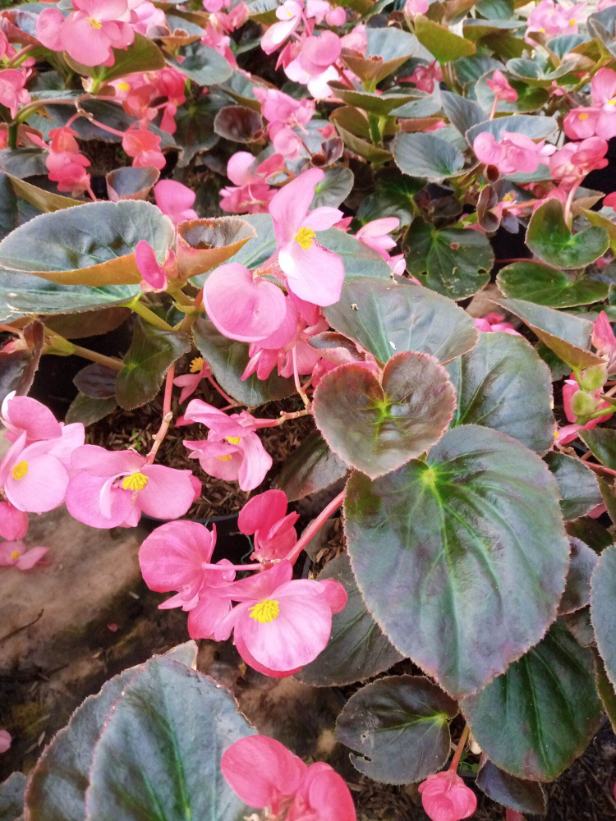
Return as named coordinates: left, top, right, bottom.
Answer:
left=577, top=363, right=608, bottom=392
left=570, top=389, right=599, bottom=421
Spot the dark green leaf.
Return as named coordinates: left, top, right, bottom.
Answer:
left=329, top=85, right=416, bottom=115
left=313, top=352, right=456, bottom=478
left=100, top=34, right=165, bottom=82
left=167, top=41, right=232, bottom=85
left=325, top=277, right=478, bottom=364
left=497, top=261, right=608, bottom=308
left=447, top=332, right=554, bottom=453
left=193, top=318, right=294, bottom=407
left=559, top=538, right=597, bottom=616
left=275, top=430, right=347, bottom=502
left=545, top=452, right=602, bottom=521
left=580, top=428, right=616, bottom=470
left=527, top=200, right=609, bottom=269
left=461, top=623, right=602, bottom=781
left=590, top=544, right=616, bottom=690
left=336, top=675, right=457, bottom=783
left=213, top=105, right=264, bottom=143
left=65, top=394, right=117, bottom=427
left=355, top=171, right=421, bottom=227
left=441, top=91, right=486, bottom=136
left=342, top=27, right=431, bottom=85
left=116, top=321, right=191, bottom=411
left=392, top=133, right=465, bottom=182
left=594, top=651, right=616, bottom=733
left=106, top=166, right=160, bottom=201
left=415, top=15, right=476, bottom=62
left=476, top=761, right=546, bottom=814
left=466, top=114, right=558, bottom=146
left=588, top=6, right=616, bottom=57
left=406, top=219, right=493, bottom=300
left=345, top=425, right=569, bottom=697
left=299, top=555, right=403, bottom=686
left=312, top=167, right=354, bottom=209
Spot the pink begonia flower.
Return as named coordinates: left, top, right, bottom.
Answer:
left=0, top=730, right=11, bottom=754
left=135, top=241, right=177, bottom=291
left=154, top=180, right=197, bottom=224
left=202, top=262, right=287, bottom=343
left=1, top=392, right=62, bottom=444
left=592, top=311, right=616, bottom=373
left=604, top=192, right=616, bottom=209
left=418, top=771, right=477, bottom=821
left=222, top=735, right=357, bottom=820
left=238, top=489, right=299, bottom=561
left=173, top=356, right=212, bottom=403
left=0, top=69, right=30, bottom=119
left=37, top=0, right=135, bottom=67
left=46, top=126, right=92, bottom=198
left=486, top=70, right=518, bottom=103
left=66, top=445, right=200, bottom=528
left=285, top=31, right=342, bottom=99
left=216, top=560, right=347, bottom=675
left=122, top=126, right=165, bottom=170
left=181, top=399, right=272, bottom=491
left=129, top=0, right=166, bottom=36
left=473, top=131, right=548, bottom=176
left=565, top=69, right=616, bottom=141
left=0, top=542, right=48, bottom=571
left=549, top=137, right=608, bottom=187
left=340, top=23, right=367, bottom=53
left=473, top=312, right=520, bottom=335
left=0, top=501, right=28, bottom=541
left=219, top=152, right=284, bottom=214
left=261, top=0, right=302, bottom=55
left=254, top=87, right=314, bottom=159
left=527, top=0, right=585, bottom=37
left=138, top=519, right=235, bottom=638
left=356, top=218, right=400, bottom=260
left=405, top=0, right=430, bottom=14
left=555, top=378, right=612, bottom=445
left=269, top=167, right=345, bottom=306
left=402, top=62, right=443, bottom=94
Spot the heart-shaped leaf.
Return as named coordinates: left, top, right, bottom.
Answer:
left=476, top=761, right=547, bottom=815
left=345, top=425, right=570, bottom=697
left=213, top=105, right=264, bottom=143
left=336, top=676, right=457, bottom=784
left=314, top=353, right=456, bottom=479
left=497, top=261, right=609, bottom=307
left=299, top=555, right=403, bottom=686
left=415, top=15, right=477, bottom=62
left=527, top=200, right=610, bottom=269
left=447, top=332, right=554, bottom=453
left=441, top=91, right=486, bottom=136
left=406, top=219, right=494, bottom=300
left=167, top=41, right=232, bottom=85
left=330, top=107, right=392, bottom=164
left=106, top=166, right=160, bottom=202
left=392, top=133, right=465, bottom=182
left=559, top=537, right=597, bottom=615
left=580, top=428, right=616, bottom=470
left=0, top=201, right=175, bottom=286
left=545, top=452, right=602, bottom=521
left=329, top=84, right=417, bottom=115
left=176, top=216, right=256, bottom=279
left=116, top=320, right=191, bottom=411
left=325, top=278, right=478, bottom=365
left=275, top=431, right=347, bottom=502
left=312, top=167, right=355, bottom=209
left=342, top=27, right=431, bottom=85
left=461, top=623, right=602, bottom=781
left=590, top=544, right=616, bottom=690
left=65, top=393, right=117, bottom=426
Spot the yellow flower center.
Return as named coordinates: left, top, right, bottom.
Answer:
left=569, top=18, right=576, bottom=26
left=216, top=454, right=233, bottom=462
left=608, top=98, right=616, bottom=107
left=88, top=17, right=103, bottom=29
left=116, top=81, right=131, bottom=92
left=11, top=460, right=28, bottom=481
left=190, top=356, right=205, bottom=374
left=578, top=113, right=589, bottom=121
left=249, top=599, right=280, bottom=623
left=294, top=226, right=316, bottom=250
left=9, top=549, right=21, bottom=562
left=121, top=472, right=149, bottom=492
left=226, top=435, right=241, bottom=445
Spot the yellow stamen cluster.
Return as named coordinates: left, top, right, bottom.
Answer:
left=190, top=356, right=205, bottom=374
left=88, top=17, right=103, bottom=29
left=121, top=471, right=149, bottom=492
left=294, top=226, right=316, bottom=250
left=11, top=461, right=28, bottom=481
left=249, top=599, right=280, bottom=623
left=226, top=435, right=241, bottom=445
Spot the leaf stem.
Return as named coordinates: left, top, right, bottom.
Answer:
left=448, top=724, right=470, bottom=773
left=69, top=344, right=124, bottom=371
left=128, top=298, right=175, bottom=332
left=285, top=489, right=346, bottom=565
left=146, top=365, right=175, bottom=464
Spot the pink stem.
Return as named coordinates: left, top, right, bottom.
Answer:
left=146, top=365, right=175, bottom=464
left=285, top=489, right=345, bottom=565
left=206, top=375, right=236, bottom=406
left=448, top=725, right=470, bottom=773
left=201, top=561, right=263, bottom=571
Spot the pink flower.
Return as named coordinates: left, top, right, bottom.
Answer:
left=0, top=542, right=48, bottom=571
left=0, top=69, right=30, bottom=119
left=269, top=167, right=344, bottom=306
left=556, top=377, right=612, bottom=445
left=405, top=0, right=430, bottom=14
left=419, top=771, right=477, bottom=821
left=473, top=131, right=546, bottom=176
left=403, top=61, right=442, bottom=93
left=181, top=400, right=272, bottom=491
left=154, top=180, right=197, bottom=225
left=135, top=241, right=176, bottom=291
left=138, top=520, right=235, bottom=637
left=202, top=262, right=287, bottom=343
left=219, top=152, right=284, bottom=214
left=593, top=311, right=616, bottom=373
left=563, top=108, right=599, bottom=141
left=173, top=356, right=212, bottom=403
left=486, top=70, right=518, bottom=103
left=46, top=126, right=92, bottom=198
left=217, top=561, right=347, bottom=675
left=549, top=137, right=608, bottom=186
left=0, top=501, right=28, bottom=541
left=527, top=0, right=584, bottom=37
left=122, top=126, right=165, bottom=170
left=238, top=489, right=299, bottom=561
left=1, top=392, right=62, bottom=444
left=0, top=730, right=11, bottom=754
left=356, top=218, right=400, bottom=260
left=129, top=0, right=166, bottom=36
left=222, top=735, right=357, bottom=820
left=254, top=87, right=314, bottom=159
left=564, top=69, right=616, bottom=141
left=261, top=0, right=302, bottom=55
left=285, top=31, right=341, bottom=99
left=473, top=312, right=519, bottom=335
left=66, top=445, right=200, bottom=528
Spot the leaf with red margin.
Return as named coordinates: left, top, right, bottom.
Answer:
left=590, top=544, right=616, bottom=690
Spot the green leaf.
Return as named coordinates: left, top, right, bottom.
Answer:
left=176, top=216, right=256, bottom=279
left=96, top=34, right=165, bottom=82
left=476, top=761, right=546, bottom=814
left=590, top=544, right=616, bottom=690
left=414, top=15, right=476, bottom=62
left=466, top=114, right=558, bottom=146
left=313, top=352, right=456, bottom=479
left=461, top=623, right=603, bottom=781
left=356, top=171, right=421, bottom=227
left=497, top=298, right=604, bottom=369
left=392, top=133, right=465, bottom=182
left=594, top=651, right=616, bottom=733
left=447, top=332, right=554, bottom=453
left=527, top=200, right=610, bottom=269
left=0, top=201, right=175, bottom=286
left=560, top=538, right=597, bottom=616
left=588, top=6, right=616, bottom=58
left=329, top=84, right=416, bottom=115
left=580, top=428, right=616, bottom=470
left=213, top=105, right=264, bottom=143
left=65, top=394, right=117, bottom=427
left=299, top=555, right=403, bottom=686
left=325, top=277, right=478, bottom=364
left=312, top=167, right=355, bottom=208
left=342, top=27, right=431, bottom=85
left=85, top=658, right=252, bottom=820
left=441, top=91, right=486, bottom=137
left=167, top=41, right=232, bottom=85
left=0, top=772, right=25, bottom=820
left=330, top=106, right=391, bottom=164
left=345, top=425, right=570, bottom=697
left=497, top=261, right=609, bottom=308
left=406, top=219, right=493, bottom=300
left=275, top=430, right=347, bottom=502
left=335, top=675, right=457, bottom=784
left=193, top=318, right=294, bottom=407
left=545, top=452, right=602, bottom=521
left=116, top=321, right=191, bottom=411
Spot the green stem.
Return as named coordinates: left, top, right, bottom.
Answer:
left=7, top=122, right=17, bottom=150
left=127, top=298, right=175, bottom=332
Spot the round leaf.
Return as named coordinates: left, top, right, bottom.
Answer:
left=526, top=200, right=610, bottom=269
left=447, top=332, right=554, bottom=453
left=476, top=761, right=547, bottom=814
left=345, top=425, right=570, bottom=697
left=497, top=261, right=609, bottom=307
left=590, top=544, right=616, bottom=690
left=313, top=353, right=456, bottom=479
left=462, top=623, right=603, bottom=781
left=335, top=675, right=457, bottom=784
left=392, top=133, right=465, bottom=182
